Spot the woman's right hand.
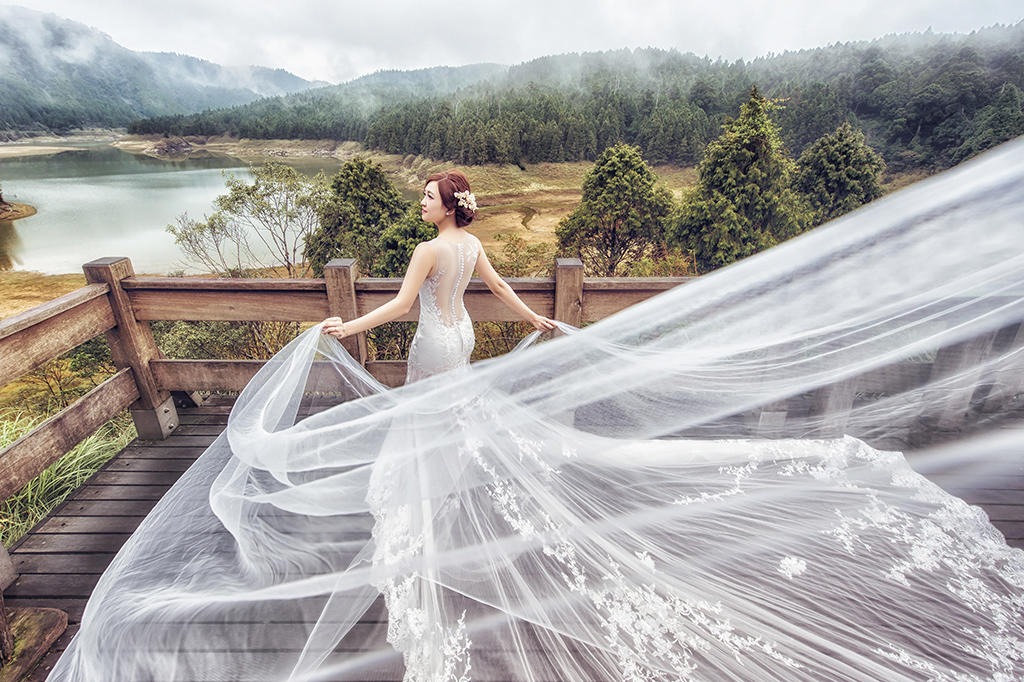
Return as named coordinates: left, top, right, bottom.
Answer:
left=529, top=314, right=557, bottom=332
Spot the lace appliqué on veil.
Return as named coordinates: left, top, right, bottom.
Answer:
left=369, top=500, right=473, bottom=682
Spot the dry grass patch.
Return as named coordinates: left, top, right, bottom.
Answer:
left=0, top=270, right=87, bottom=319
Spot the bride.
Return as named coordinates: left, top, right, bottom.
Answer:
left=49, top=149, right=1024, bottom=681
left=320, top=169, right=556, bottom=377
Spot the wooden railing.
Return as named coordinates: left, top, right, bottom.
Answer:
left=0, top=256, right=689, bottom=595
left=3, top=255, right=1024, bottom=596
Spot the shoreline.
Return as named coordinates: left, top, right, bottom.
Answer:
left=0, top=129, right=124, bottom=158
left=0, top=145, right=79, bottom=159
left=111, top=134, right=363, bottom=163
left=0, top=202, right=37, bottom=221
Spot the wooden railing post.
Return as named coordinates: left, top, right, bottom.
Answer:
left=83, top=258, right=178, bottom=440
left=1, top=544, right=17, bottom=662
left=0, top=591, right=12, bottom=665
left=325, top=258, right=368, bottom=365
left=929, top=332, right=998, bottom=431
left=809, top=378, right=858, bottom=437
left=0, top=544, right=15, bottom=591
left=554, top=258, right=583, bottom=329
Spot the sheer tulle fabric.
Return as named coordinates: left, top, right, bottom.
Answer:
left=49, top=140, right=1024, bottom=681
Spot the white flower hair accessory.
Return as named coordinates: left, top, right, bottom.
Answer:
left=454, top=190, right=477, bottom=212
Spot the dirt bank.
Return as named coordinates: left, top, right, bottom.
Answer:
left=0, top=203, right=37, bottom=221
left=0, top=145, right=79, bottom=159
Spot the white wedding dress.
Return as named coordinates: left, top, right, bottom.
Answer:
left=404, top=235, right=479, bottom=383
left=49, top=141, right=1024, bottom=681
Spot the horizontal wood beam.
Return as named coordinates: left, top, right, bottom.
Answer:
left=581, top=283, right=687, bottom=322
left=0, top=368, right=138, bottom=501
left=128, top=290, right=331, bottom=322
left=151, top=360, right=263, bottom=392
left=151, top=359, right=410, bottom=393
left=0, top=284, right=109, bottom=340
left=367, top=361, right=407, bottom=388
left=111, top=273, right=696, bottom=325
left=583, top=277, right=692, bottom=291
left=0, top=286, right=115, bottom=387
left=122, top=277, right=325, bottom=291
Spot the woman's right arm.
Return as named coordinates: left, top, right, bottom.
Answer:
left=322, top=242, right=435, bottom=339
left=474, top=245, right=556, bottom=331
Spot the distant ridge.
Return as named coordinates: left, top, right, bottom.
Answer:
left=0, top=5, right=327, bottom=136
left=129, top=21, right=1024, bottom=172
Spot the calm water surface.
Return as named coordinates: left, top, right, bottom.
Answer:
left=0, top=143, right=339, bottom=274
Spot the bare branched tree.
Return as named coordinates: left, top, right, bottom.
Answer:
left=167, top=162, right=327, bottom=277
left=164, top=162, right=329, bottom=358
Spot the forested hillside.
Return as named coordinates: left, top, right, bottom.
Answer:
left=132, top=23, right=1024, bottom=171
left=0, top=6, right=326, bottom=136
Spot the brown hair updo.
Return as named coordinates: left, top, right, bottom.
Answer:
left=424, top=169, right=476, bottom=227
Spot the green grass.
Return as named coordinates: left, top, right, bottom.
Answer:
left=1, top=410, right=136, bottom=547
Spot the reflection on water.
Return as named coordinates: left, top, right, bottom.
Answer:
left=0, top=143, right=340, bottom=274
left=0, top=220, right=21, bottom=270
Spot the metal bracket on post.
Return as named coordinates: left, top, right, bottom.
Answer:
left=83, top=257, right=179, bottom=440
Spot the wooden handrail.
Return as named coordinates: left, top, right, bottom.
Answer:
left=0, top=368, right=138, bottom=501
left=0, top=283, right=110, bottom=340
left=0, top=284, right=115, bottom=387
left=5, top=253, right=1023, bottom=510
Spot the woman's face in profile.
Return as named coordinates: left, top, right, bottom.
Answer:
left=421, top=181, right=446, bottom=225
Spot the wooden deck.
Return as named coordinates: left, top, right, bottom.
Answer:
left=5, top=397, right=1024, bottom=681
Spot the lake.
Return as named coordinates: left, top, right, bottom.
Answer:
left=0, top=143, right=340, bottom=275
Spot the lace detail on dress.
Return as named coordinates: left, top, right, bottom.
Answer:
left=370, top=235, right=481, bottom=681
left=406, top=236, right=479, bottom=383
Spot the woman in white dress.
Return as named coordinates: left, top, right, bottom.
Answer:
left=320, top=169, right=556, bottom=380
left=49, top=149, right=1024, bottom=682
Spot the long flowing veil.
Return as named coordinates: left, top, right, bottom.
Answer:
left=50, top=139, right=1024, bottom=681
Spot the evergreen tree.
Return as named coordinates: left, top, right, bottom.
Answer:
left=304, top=158, right=409, bottom=276
left=556, top=143, right=673, bottom=276
left=796, top=122, right=885, bottom=224
left=773, top=82, right=847, bottom=155
left=375, top=207, right=436, bottom=277
left=954, top=83, right=1024, bottom=163
left=671, top=87, right=811, bottom=273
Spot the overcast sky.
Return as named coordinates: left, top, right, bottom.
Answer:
left=12, top=0, right=1024, bottom=84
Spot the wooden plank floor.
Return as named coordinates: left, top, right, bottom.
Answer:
left=6, top=396, right=1024, bottom=681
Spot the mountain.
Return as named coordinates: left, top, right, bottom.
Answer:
left=0, top=5, right=327, bottom=136
left=126, top=62, right=510, bottom=142
left=131, top=22, right=1024, bottom=171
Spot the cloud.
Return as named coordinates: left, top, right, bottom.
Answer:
left=10, top=0, right=1024, bottom=83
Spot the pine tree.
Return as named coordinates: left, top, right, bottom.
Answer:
left=556, top=143, right=673, bottom=276
left=671, top=87, right=810, bottom=273
left=796, top=122, right=885, bottom=224
left=375, top=207, right=436, bottom=277
left=954, top=83, right=1024, bottom=164
left=304, top=158, right=409, bottom=276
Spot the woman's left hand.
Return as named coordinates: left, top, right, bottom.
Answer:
left=321, top=317, right=349, bottom=339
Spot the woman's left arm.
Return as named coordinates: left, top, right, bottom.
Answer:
left=322, top=242, right=435, bottom=339
left=474, top=245, right=556, bottom=331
